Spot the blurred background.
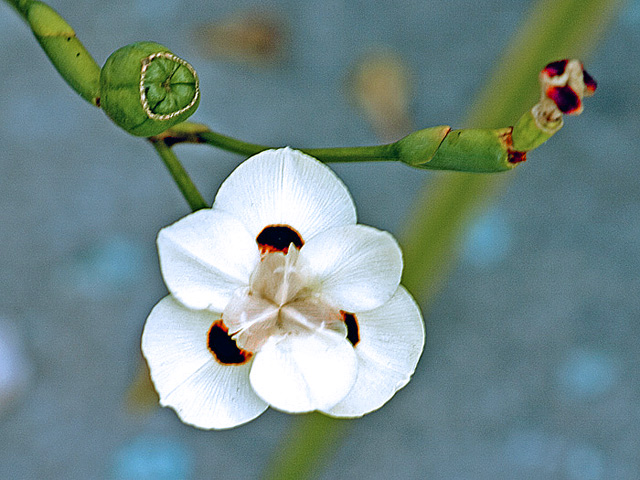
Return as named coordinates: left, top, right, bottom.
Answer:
left=1, top=0, right=639, bottom=478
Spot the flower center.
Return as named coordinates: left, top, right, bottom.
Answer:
left=222, top=244, right=346, bottom=352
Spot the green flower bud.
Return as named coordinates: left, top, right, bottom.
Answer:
left=99, top=42, right=200, bottom=137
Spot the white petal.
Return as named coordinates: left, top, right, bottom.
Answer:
left=249, top=331, right=358, bottom=413
left=142, top=296, right=268, bottom=429
left=322, top=287, right=425, bottom=418
left=213, top=148, right=357, bottom=242
left=301, top=224, right=403, bottom=312
left=157, top=209, right=259, bottom=311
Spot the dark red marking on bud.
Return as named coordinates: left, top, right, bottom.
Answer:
left=583, top=69, right=597, bottom=95
left=500, top=128, right=527, bottom=165
left=341, top=311, right=360, bottom=346
left=543, top=59, right=568, bottom=77
left=546, top=85, right=582, bottom=114
left=508, top=150, right=527, bottom=164
left=256, top=224, right=304, bottom=254
left=207, top=320, right=253, bottom=365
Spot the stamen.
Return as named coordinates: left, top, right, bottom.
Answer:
left=207, top=320, right=253, bottom=365
left=256, top=225, right=304, bottom=254
left=341, top=311, right=360, bottom=346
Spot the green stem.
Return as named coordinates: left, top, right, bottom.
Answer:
left=262, top=414, right=351, bottom=480
left=166, top=122, right=543, bottom=173
left=8, top=0, right=101, bottom=106
left=149, top=140, right=208, bottom=212
left=193, top=130, right=400, bottom=163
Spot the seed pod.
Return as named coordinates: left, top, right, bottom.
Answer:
left=99, top=42, right=200, bottom=137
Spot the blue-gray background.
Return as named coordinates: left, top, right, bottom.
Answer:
left=1, top=0, right=639, bottom=478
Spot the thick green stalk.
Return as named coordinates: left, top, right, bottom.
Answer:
left=262, top=414, right=351, bottom=480
left=8, top=0, right=101, bottom=105
left=149, top=140, right=208, bottom=212
left=263, top=0, right=624, bottom=478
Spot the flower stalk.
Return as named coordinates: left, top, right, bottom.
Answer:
left=153, top=60, right=598, bottom=173
left=149, top=138, right=208, bottom=212
left=9, top=0, right=101, bottom=106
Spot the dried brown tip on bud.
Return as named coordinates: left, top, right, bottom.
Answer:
left=532, top=59, right=597, bottom=134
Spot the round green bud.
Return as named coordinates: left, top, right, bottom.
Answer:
left=99, top=42, right=200, bottom=137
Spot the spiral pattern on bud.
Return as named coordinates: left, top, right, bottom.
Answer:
left=100, top=42, right=200, bottom=137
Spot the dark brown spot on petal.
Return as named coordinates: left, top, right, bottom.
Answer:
left=341, top=311, right=360, bottom=346
left=546, top=85, right=582, bottom=114
left=207, top=320, right=253, bottom=365
left=543, top=59, right=568, bottom=77
left=256, top=224, right=304, bottom=254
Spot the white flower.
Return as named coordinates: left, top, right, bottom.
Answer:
left=142, top=147, right=425, bottom=429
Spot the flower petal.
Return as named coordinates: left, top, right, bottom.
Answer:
left=300, top=224, right=403, bottom=312
left=249, top=331, right=358, bottom=413
left=142, top=296, right=268, bottom=429
left=157, top=209, right=259, bottom=311
left=322, top=286, right=425, bottom=418
left=212, top=148, right=357, bottom=242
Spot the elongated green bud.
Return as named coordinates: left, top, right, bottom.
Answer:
left=395, top=126, right=519, bottom=172
left=18, top=1, right=100, bottom=105
left=404, top=127, right=521, bottom=172
left=99, top=42, right=200, bottom=137
left=396, top=59, right=596, bottom=172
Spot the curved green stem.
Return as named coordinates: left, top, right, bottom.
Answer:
left=9, top=0, right=101, bottom=105
left=198, top=130, right=399, bottom=163
left=149, top=139, right=208, bottom=212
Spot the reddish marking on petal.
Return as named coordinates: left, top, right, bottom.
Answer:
left=341, top=311, right=360, bottom=346
left=256, top=224, right=304, bottom=254
left=543, top=59, right=568, bottom=78
left=207, top=320, right=253, bottom=365
left=583, top=69, right=598, bottom=95
left=508, top=150, right=527, bottom=164
left=546, top=85, right=582, bottom=114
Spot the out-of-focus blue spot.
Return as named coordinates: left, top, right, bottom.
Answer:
left=56, top=236, right=146, bottom=298
left=503, top=429, right=562, bottom=470
left=556, top=349, right=619, bottom=400
left=564, top=444, right=605, bottom=480
left=0, top=318, right=31, bottom=417
left=111, top=435, right=193, bottom=480
left=462, top=209, right=512, bottom=267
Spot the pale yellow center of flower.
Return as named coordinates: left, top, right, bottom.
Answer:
left=222, top=246, right=345, bottom=352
